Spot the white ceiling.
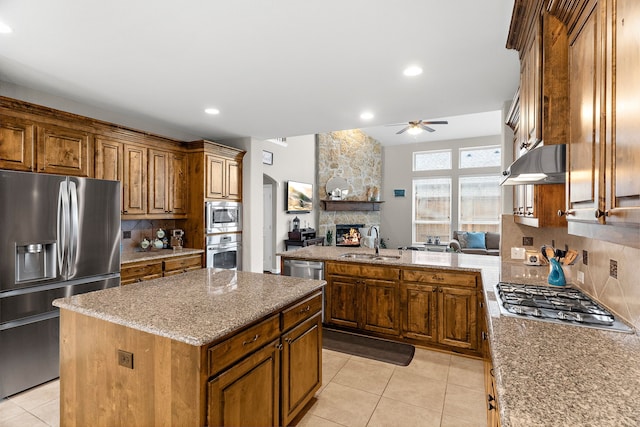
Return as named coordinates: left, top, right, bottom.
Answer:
left=0, top=1, right=518, bottom=145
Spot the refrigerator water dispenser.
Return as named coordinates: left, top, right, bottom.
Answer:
left=15, top=242, right=56, bottom=282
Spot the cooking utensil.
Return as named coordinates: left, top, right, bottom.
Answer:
left=564, top=249, right=578, bottom=265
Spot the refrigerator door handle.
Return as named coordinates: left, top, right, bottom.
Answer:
left=68, top=180, right=79, bottom=277
left=57, top=180, right=69, bottom=277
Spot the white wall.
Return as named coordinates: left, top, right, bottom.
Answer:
left=262, top=135, right=317, bottom=272
left=381, top=134, right=503, bottom=249
left=0, top=81, right=201, bottom=141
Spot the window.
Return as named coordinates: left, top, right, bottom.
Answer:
left=459, top=175, right=501, bottom=233
left=413, top=178, right=451, bottom=242
left=413, top=150, right=451, bottom=171
left=460, top=146, right=501, bottom=168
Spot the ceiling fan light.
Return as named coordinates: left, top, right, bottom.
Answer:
left=407, top=127, right=423, bottom=135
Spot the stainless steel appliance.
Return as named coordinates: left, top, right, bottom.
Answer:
left=282, top=259, right=325, bottom=321
left=0, top=170, right=121, bottom=398
left=495, top=282, right=633, bottom=333
left=206, top=233, right=241, bottom=270
left=205, top=201, right=242, bottom=233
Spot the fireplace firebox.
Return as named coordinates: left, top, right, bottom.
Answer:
left=335, top=223, right=365, bottom=246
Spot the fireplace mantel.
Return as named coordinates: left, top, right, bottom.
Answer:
left=321, top=200, right=384, bottom=211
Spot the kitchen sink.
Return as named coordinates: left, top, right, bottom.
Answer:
left=339, top=253, right=401, bottom=261
left=339, top=253, right=376, bottom=259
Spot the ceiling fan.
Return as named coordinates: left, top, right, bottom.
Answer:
left=386, top=120, right=449, bottom=135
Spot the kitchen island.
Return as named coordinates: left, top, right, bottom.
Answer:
left=280, top=246, right=640, bottom=426
left=53, top=268, right=325, bottom=427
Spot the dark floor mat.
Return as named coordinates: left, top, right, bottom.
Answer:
left=322, top=328, right=415, bottom=366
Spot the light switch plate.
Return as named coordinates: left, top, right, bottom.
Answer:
left=511, top=247, right=526, bottom=259
left=577, top=270, right=585, bottom=284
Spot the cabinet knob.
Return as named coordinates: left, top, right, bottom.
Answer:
left=439, top=289, right=443, bottom=293
left=520, top=141, right=531, bottom=150
left=276, top=343, right=283, bottom=350
left=432, top=287, right=437, bottom=292
left=557, top=209, right=575, bottom=217
left=595, top=209, right=609, bottom=218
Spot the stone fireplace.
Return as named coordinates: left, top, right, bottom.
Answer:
left=335, top=223, right=365, bottom=246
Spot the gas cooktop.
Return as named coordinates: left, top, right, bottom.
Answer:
left=495, top=282, right=634, bottom=333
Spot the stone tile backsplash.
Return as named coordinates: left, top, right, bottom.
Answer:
left=501, top=214, right=640, bottom=330
left=121, top=220, right=178, bottom=253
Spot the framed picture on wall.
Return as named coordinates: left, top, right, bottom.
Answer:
left=262, top=150, right=273, bottom=165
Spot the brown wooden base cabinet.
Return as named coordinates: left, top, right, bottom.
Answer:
left=325, top=261, right=482, bottom=356
left=120, top=253, right=203, bottom=285
left=59, top=291, right=322, bottom=426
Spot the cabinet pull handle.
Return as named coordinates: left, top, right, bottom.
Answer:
left=242, top=334, right=259, bottom=346
left=557, top=209, right=575, bottom=217
left=595, top=209, right=609, bottom=218
left=298, top=305, right=311, bottom=314
left=432, top=275, right=443, bottom=281
left=276, top=343, right=283, bottom=350
left=481, top=331, right=487, bottom=340
left=488, top=393, right=495, bottom=403
left=488, top=402, right=496, bottom=411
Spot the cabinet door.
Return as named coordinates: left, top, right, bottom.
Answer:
left=567, top=3, right=601, bottom=222
left=401, top=283, right=437, bottom=343
left=206, top=154, right=225, bottom=199
left=147, top=149, right=169, bottom=215
left=169, top=151, right=188, bottom=214
left=95, top=138, right=123, bottom=212
left=281, top=314, right=322, bottom=426
left=606, top=0, right=640, bottom=225
left=123, top=144, right=147, bottom=215
left=226, top=159, right=242, bottom=200
left=0, top=116, right=35, bottom=171
left=437, top=286, right=478, bottom=351
left=36, top=124, right=92, bottom=177
left=362, top=279, right=400, bottom=335
left=326, top=276, right=359, bottom=329
left=207, top=340, right=280, bottom=427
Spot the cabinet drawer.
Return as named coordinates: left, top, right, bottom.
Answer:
left=281, top=292, right=322, bottom=332
left=208, top=314, right=280, bottom=376
left=121, top=261, right=163, bottom=282
left=327, top=262, right=400, bottom=281
left=163, top=254, right=202, bottom=272
left=402, top=269, right=477, bottom=288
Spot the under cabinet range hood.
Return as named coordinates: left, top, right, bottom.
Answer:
left=500, top=144, right=566, bottom=185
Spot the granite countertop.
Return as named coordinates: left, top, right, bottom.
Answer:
left=281, top=246, right=640, bottom=426
left=121, top=247, right=204, bottom=265
left=53, top=269, right=325, bottom=347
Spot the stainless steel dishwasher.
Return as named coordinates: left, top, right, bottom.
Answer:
left=282, top=259, right=325, bottom=321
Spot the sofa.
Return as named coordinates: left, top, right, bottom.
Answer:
left=448, top=231, right=500, bottom=256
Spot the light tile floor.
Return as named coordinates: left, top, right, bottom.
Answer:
left=0, top=347, right=486, bottom=427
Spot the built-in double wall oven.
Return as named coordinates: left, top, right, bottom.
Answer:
left=205, top=201, right=242, bottom=270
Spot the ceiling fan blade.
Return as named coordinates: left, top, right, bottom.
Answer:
left=422, top=120, right=448, bottom=125
left=396, top=126, right=411, bottom=134
left=385, top=123, right=410, bottom=127
left=419, top=124, right=436, bottom=132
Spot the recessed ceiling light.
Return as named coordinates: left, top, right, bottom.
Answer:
left=403, top=66, right=423, bottom=77
left=360, top=111, right=374, bottom=120
left=204, top=108, right=220, bottom=115
left=0, top=21, right=13, bottom=34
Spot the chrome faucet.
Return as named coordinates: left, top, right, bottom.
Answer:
left=368, top=226, right=379, bottom=256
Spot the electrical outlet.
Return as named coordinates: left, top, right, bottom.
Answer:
left=118, top=350, right=134, bottom=369
left=511, top=247, right=526, bottom=259
left=123, top=230, right=131, bottom=239
left=522, top=237, right=534, bottom=246
left=577, top=270, right=585, bottom=284
left=610, top=259, right=618, bottom=279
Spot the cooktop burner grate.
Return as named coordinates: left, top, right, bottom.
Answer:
left=495, top=282, right=633, bottom=333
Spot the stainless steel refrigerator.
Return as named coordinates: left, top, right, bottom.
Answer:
left=0, top=170, right=121, bottom=398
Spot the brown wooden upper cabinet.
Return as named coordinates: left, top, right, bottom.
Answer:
left=562, top=0, right=640, bottom=246
left=148, top=149, right=188, bottom=216
left=36, top=124, right=92, bottom=177
left=0, top=115, right=35, bottom=172
left=206, top=153, right=241, bottom=201
left=506, top=5, right=569, bottom=228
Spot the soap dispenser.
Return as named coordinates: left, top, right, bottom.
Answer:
left=548, top=258, right=567, bottom=287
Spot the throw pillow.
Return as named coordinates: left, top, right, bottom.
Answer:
left=466, top=232, right=486, bottom=249
left=456, top=231, right=469, bottom=248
